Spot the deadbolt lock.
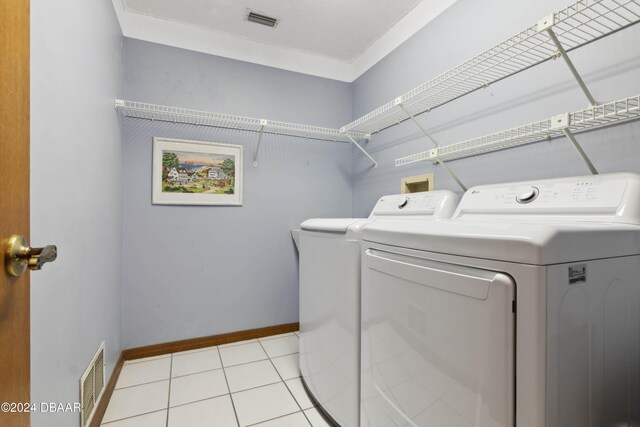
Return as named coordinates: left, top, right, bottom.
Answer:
left=5, top=235, right=57, bottom=278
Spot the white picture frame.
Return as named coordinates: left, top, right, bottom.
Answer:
left=152, top=137, right=243, bottom=206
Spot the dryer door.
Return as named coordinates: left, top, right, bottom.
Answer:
left=361, top=247, right=515, bottom=427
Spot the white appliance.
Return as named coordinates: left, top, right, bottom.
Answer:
left=299, top=191, right=459, bottom=427
left=360, top=173, right=640, bottom=427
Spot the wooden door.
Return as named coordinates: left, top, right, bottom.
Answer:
left=0, top=0, right=31, bottom=425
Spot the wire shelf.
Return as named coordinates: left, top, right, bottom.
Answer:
left=342, top=0, right=640, bottom=135
left=395, top=94, right=640, bottom=165
left=115, top=99, right=370, bottom=143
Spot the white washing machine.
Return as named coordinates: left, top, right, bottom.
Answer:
left=360, top=173, right=640, bottom=427
left=299, top=191, right=459, bottom=427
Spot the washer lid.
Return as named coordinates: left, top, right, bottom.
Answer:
left=362, top=220, right=640, bottom=265
left=301, top=218, right=364, bottom=233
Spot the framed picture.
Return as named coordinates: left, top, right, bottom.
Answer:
left=152, top=137, right=243, bottom=206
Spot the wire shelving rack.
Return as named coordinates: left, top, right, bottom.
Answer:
left=115, top=0, right=640, bottom=175
left=115, top=99, right=370, bottom=144
left=341, top=0, right=640, bottom=136
left=395, top=94, right=640, bottom=165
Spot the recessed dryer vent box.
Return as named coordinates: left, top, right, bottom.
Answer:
left=401, top=173, right=434, bottom=194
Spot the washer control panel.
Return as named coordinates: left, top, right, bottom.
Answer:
left=455, top=173, right=640, bottom=223
left=370, top=191, right=458, bottom=219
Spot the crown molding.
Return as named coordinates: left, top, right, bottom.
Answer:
left=112, top=0, right=457, bottom=82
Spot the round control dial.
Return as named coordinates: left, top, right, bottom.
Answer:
left=398, top=197, right=410, bottom=209
left=516, top=187, right=539, bottom=204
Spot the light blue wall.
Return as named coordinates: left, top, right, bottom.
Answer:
left=30, top=0, right=124, bottom=426
left=122, top=40, right=353, bottom=348
left=351, top=0, right=640, bottom=216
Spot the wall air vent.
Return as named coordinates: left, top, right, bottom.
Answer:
left=80, top=342, right=106, bottom=427
left=247, top=10, right=278, bottom=28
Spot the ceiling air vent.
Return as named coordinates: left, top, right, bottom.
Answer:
left=247, top=10, right=278, bottom=28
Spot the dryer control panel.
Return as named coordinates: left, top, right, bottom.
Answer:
left=455, top=173, right=640, bottom=224
left=369, top=190, right=458, bottom=219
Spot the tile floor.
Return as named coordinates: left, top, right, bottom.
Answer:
left=101, top=332, right=332, bottom=426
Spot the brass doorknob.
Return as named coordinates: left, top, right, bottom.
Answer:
left=5, top=235, right=57, bottom=278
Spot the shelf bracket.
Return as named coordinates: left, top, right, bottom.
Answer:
left=344, top=133, right=378, bottom=167
left=538, top=15, right=597, bottom=107
left=397, top=98, right=467, bottom=191
left=550, top=113, right=598, bottom=174
left=252, top=120, right=267, bottom=167
left=397, top=100, right=440, bottom=147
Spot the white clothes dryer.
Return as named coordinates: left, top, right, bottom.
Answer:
left=299, top=191, right=459, bottom=427
left=360, top=173, right=640, bottom=427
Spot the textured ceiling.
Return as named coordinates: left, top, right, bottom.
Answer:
left=122, top=0, right=424, bottom=61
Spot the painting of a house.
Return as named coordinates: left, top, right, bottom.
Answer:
left=153, top=138, right=243, bottom=206
left=207, top=167, right=228, bottom=180
left=167, top=167, right=195, bottom=184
